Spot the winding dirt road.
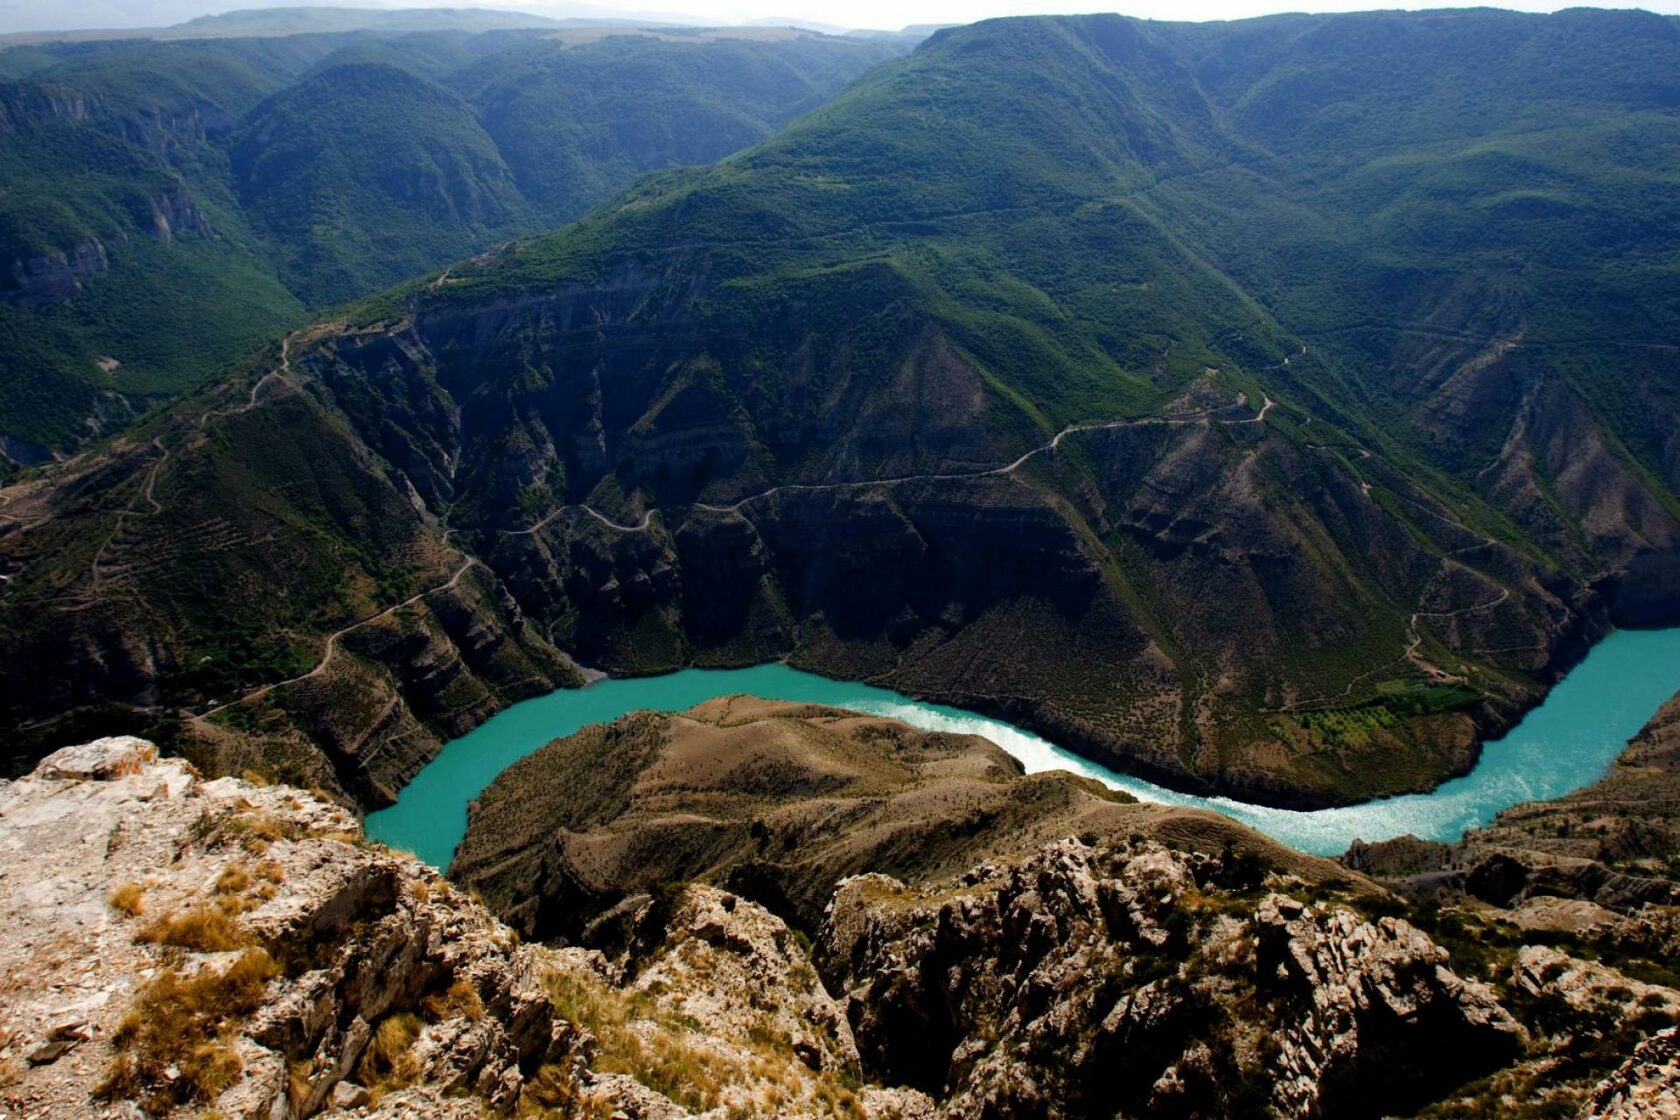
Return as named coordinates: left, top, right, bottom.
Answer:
left=82, top=440, right=169, bottom=602
left=195, top=556, right=479, bottom=721
left=509, top=394, right=1278, bottom=537
left=197, top=335, right=296, bottom=430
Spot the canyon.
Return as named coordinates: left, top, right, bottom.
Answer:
left=3, top=8, right=1680, bottom=1118
left=6, top=11, right=1678, bottom=816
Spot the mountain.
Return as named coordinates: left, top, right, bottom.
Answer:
left=0, top=35, right=314, bottom=463
left=1, top=9, right=1678, bottom=817
left=229, top=59, right=532, bottom=303
left=0, top=3, right=662, bottom=39
left=165, top=6, right=574, bottom=36
left=0, top=27, right=904, bottom=462
left=453, top=31, right=897, bottom=220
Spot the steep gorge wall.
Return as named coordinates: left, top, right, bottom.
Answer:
left=288, top=286, right=1611, bottom=808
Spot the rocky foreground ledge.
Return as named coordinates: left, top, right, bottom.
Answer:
left=1, top=737, right=1678, bottom=1118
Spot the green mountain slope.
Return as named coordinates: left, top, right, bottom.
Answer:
left=0, top=39, right=318, bottom=459
left=455, top=33, right=917, bottom=221
left=0, top=27, right=904, bottom=461
left=230, top=60, right=530, bottom=303
left=1, top=10, right=1676, bottom=816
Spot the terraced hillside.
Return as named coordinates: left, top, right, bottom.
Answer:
left=1, top=9, right=1676, bottom=813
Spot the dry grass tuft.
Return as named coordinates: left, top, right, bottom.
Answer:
left=520, top=1062, right=612, bottom=1117
left=543, top=965, right=868, bottom=1119
left=96, top=949, right=279, bottom=1110
left=544, top=970, right=733, bottom=1114
left=356, top=1012, right=423, bottom=1096
left=421, top=978, right=484, bottom=1022
left=216, top=863, right=252, bottom=895
left=547, top=967, right=725, bottom=1114
left=287, top=1058, right=314, bottom=1110
left=108, top=881, right=146, bottom=917
left=136, top=905, right=247, bottom=952
left=195, top=806, right=301, bottom=855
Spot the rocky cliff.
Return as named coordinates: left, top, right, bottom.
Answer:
left=821, top=842, right=1522, bottom=1118
left=0, top=736, right=583, bottom=1118
left=3, top=238, right=110, bottom=310
left=1, top=185, right=211, bottom=310
left=0, top=736, right=934, bottom=1119
left=288, top=276, right=1598, bottom=811
left=3, top=733, right=1677, bottom=1117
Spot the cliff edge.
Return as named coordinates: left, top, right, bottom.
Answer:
left=4, top=733, right=1679, bottom=1118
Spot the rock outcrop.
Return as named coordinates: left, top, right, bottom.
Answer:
left=6, top=734, right=1680, bottom=1118
left=3, top=188, right=210, bottom=309
left=1252, top=893, right=1524, bottom=1116
left=1585, top=1026, right=1680, bottom=1119
left=543, top=884, right=937, bottom=1119
left=819, top=838, right=1523, bottom=1119
left=0, top=736, right=961, bottom=1119
left=0, top=736, right=582, bottom=1118
left=3, top=239, right=111, bottom=309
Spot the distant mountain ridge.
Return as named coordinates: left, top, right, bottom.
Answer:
left=171, top=6, right=574, bottom=35
left=0, top=3, right=693, bottom=41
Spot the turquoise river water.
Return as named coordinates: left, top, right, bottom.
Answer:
left=366, top=627, right=1680, bottom=868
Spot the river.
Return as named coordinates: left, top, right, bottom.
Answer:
left=365, top=626, right=1680, bottom=868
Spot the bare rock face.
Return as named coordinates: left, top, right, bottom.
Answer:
left=544, top=884, right=935, bottom=1119
left=0, top=738, right=943, bottom=1119
left=3, top=188, right=208, bottom=310
left=820, top=838, right=1523, bottom=1119
left=630, top=887, right=859, bottom=1076
left=1585, top=1026, right=1680, bottom=1119
left=3, top=238, right=110, bottom=309
left=35, top=735, right=158, bottom=780
left=1513, top=945, right=1680, bottom=1023
left=1252, top=893, right=1523, bottom=1116
left=0, top=739, right=582, bottom=1119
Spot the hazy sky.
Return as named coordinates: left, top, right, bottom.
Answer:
left=4, top=0, right=1678, bottom=36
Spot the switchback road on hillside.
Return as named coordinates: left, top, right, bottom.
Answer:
left=507, top=394, right=1277, bottom=537
left=195, top=556, right=478, bottom=721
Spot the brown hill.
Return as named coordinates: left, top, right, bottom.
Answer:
left=450, top=697, right=1363, bottom=939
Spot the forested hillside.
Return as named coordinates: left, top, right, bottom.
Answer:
left=0, top=25, right=903, bottom=462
